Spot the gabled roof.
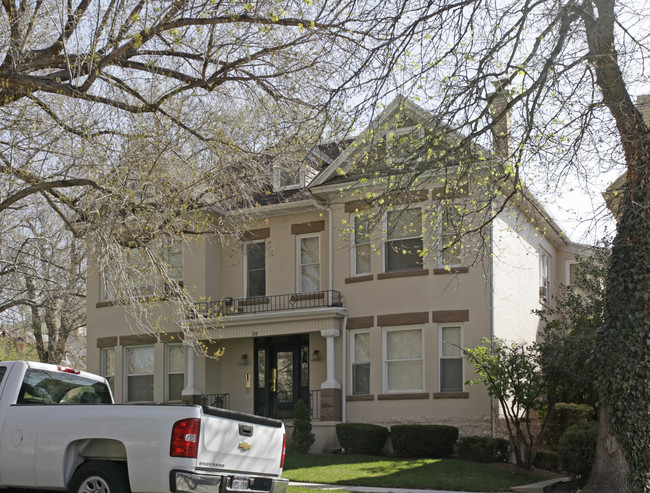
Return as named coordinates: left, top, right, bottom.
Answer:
left=310, top=96, right=443, bottom=188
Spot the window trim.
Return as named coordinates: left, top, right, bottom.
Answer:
left=350, top=213, right=372, bottom=277
left=165, top=343, right=185, bottom=402
left=438, top=324, right=464, bottom=393
left=566, top=260, right=578, bottom=287
left=244, top=239, right=267, bottom=298
left=124, top=344, right=155, bottom=403
left=350, top=330, right=371, bottom=395
left=382, top=326, right=424, bottom=394
left=296, top=233, right=321, bottom=293
left=383, top=207, right=424, bottom=273
left=101, top=347, right=115, bottom=393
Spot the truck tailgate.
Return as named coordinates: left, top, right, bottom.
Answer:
left=198, top=407, right=284, bottom=477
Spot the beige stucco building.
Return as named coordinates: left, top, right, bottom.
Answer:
left=85, top=98, right=586, bottom=452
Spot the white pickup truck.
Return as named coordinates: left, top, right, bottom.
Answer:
left=0, top=360, right=289, bottom=493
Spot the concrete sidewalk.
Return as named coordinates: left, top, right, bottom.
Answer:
left=289, top=481, right=487, bottom=493
left=289, top=476, right=572, bottom=493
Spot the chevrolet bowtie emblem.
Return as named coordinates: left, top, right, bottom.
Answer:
left=239, top=441, right=252, bottom=451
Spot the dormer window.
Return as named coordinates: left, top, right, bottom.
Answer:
left=273, top=161, right=318, bottom=192
left=386, top=125, right=425, bottom=167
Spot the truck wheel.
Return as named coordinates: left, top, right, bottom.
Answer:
left=68, top=460, right=131, bottom=493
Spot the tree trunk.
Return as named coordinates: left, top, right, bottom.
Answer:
left=584, top=408, right=631, bottom=493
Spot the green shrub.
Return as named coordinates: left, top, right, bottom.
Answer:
left=336, top=423, right=388, bottom=455
left=534, top=450, right=561, bottom=472
left=457, top=436, right=510, bottom=463
left=558, top=422, right=598, bottom=483
left=543, top=403, right=595, bottom=451
left=291, top=399, right=315, bottom=453
left=391, top=424, right=459, bottom=458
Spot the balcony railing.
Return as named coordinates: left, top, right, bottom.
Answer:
left=191, top=290, right=343, bottom=318
left=201, top=393, right=230, bottom=409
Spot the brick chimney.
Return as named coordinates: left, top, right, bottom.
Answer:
left=489, top=80, right=512, bottom=158
left=637, top=94, right=650, bottom=125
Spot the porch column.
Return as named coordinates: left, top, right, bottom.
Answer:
left=320, top=328, right=342, bottom=421
left=320, top=328, right=341, bottom=389
left=182, top=342, right=202, bottom=404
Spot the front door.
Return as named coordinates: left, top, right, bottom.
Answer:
left=255, top=335, right=309, bottom=419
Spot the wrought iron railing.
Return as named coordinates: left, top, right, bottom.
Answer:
left=310, top=390, right=321, bottom=420
left=191, top=290, right=342, bottom=318
left=201, top=393, right=230, bottom=409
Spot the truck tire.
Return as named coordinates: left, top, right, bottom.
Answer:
left=68, top=460, right=131, bottom=493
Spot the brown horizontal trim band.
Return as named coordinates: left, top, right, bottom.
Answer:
left=432, top=310, right=470, bottom=323
left=346, top=394, right=375, bottom=402
left=119, top=334, right=158, bottom=346
left=159, top=332, right=183, bottom=343
left=345, top=274, right=374, bottom=284
left=347, top=316, right=375, bottom=330
left=96, top=336, right=118, bottom=348
left=378, top=269, right=429, bottom=280
left=388, top=190, right=429, bottom=205
left=291, top=220, right=325, bottom=235
left=433, top=267, right=469, bottom=275
left=344, top=200, right=371, bottom=213
left=378, top=312, right=429, bottom=327
left=243, top=228, right=270, bottom=241
left=433, top=392, right=469, bottom=399
left=240, top=297, right=270, bottom=306
left=378, top=392, right=429, bottom=400
left=431, top=186, right=468, bottom=199
left=95, top=301, right=118, bottom=308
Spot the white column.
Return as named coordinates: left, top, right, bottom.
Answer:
left=182, top=342, right=201, bottom=397
left=320, top=328, right=341, bottom=389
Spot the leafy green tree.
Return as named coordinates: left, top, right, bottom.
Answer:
left=536, top=244, right=609, bottom=408
left=464, top=339, right=554, bottom=470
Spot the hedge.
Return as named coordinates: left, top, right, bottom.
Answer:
left=391, top=424, right=459, bottom=458
left=457, top=436, right=510, bottom=463
left=336, top=423, right=388, bottom=455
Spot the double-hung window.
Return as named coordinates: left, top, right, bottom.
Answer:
left=385, top=208, right=423, bottom=272
left=101, top=347, right=115, bottom=393
left=440, top=205, right=463, bottom=267
left=352, top=215, right=371, bottom=275
left=245, top=241, right=266, bottom=298
left=166, top=344, right=185, bottom=402
left=297, top=235, right=320, bottom=292
left=540, top=250, right=551, bottom=303
left=351, top=331, right=370, bottom=395
left=439, top=325, right=463, bottom=392
left=383, top=327, right=423, bottom=392
left=126, top=345, right=154, bottom=402
left=166, top=240, right=184, bottom=289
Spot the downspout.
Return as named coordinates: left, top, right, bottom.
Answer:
left=489, top=204, right=496, bottom=438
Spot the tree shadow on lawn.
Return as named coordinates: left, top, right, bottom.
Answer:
left=285, top=455, right=554, bottom=492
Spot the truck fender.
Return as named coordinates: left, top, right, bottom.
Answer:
left=63, top=438, right=127, bottom=485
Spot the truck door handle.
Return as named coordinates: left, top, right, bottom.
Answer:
left=271, top=369, right=277, bottom=392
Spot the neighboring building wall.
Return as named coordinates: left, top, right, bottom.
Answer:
left=491, top=206, right=559, bottom=343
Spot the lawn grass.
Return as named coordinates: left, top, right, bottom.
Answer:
left=283, top=453, right=552, bottom=492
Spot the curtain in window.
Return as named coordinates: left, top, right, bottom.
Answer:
left=386, top=329, right=423, bottom=391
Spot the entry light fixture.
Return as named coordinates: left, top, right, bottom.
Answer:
left=239, top=354, right=249, bottom=365
left=311, top=349, right=320, bottom=361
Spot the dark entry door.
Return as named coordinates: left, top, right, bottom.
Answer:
left=255, top=336, right=309, bottom=419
